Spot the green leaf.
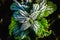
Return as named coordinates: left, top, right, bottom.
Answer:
left=9, top=17, right=17, bottom=36
left=43, top=1, right=57, bottom=17
left=41, top=18, right=49, bottom=28
left=23, top=36, right=30, bottom=40
left=35, top=20, right=51, bottom=38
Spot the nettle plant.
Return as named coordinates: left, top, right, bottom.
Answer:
left=9, top=0, right=56, bottom=40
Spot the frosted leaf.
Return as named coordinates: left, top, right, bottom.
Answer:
left=30, top=21, right=40, bottom=33
left=13, top=10, right=30, bottom=23
left=20, top=22, right=31, bottom=31
left=32, top=4, right=39, bottom=12
left=30, top=11, right=40, bottom=20
left=19, top=10, right=29, bottom=17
